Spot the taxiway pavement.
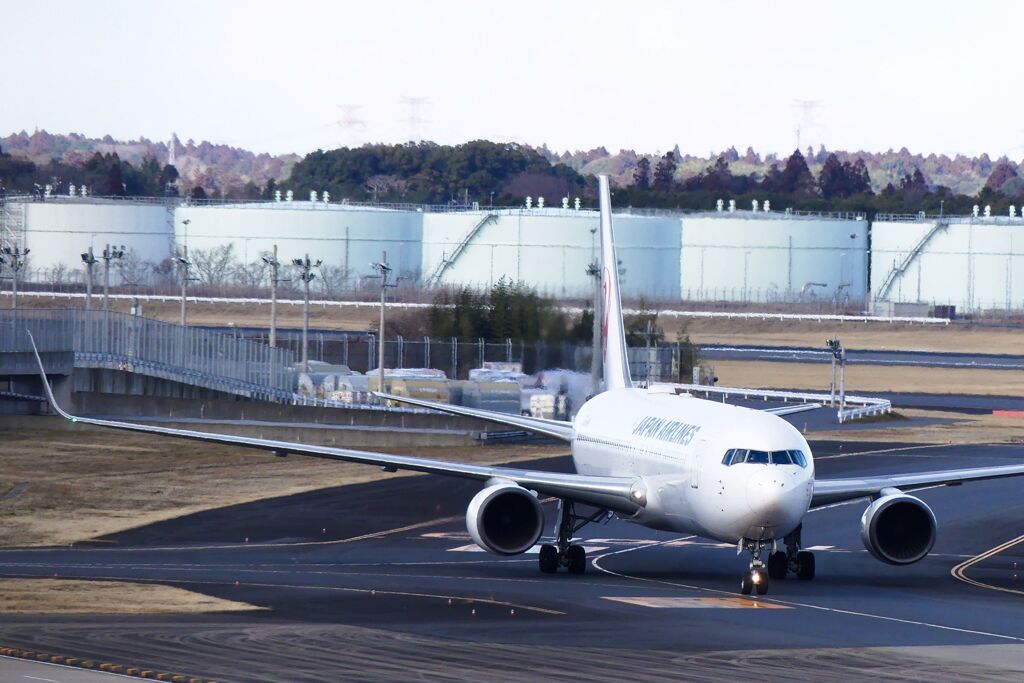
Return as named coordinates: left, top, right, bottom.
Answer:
left=1, top=437, right=1023, bottom=681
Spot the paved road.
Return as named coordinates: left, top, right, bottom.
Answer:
left=1, top=439, right=1023, bottom=681
left=701, top=344, right=1024, bottom=370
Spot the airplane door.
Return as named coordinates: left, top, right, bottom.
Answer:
left=690, top=438, right=706, bottom=489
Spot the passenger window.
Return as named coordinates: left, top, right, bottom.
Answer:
left=771, top=450, right=793, bottom=465
left=746, top=450, right=769, bottom=464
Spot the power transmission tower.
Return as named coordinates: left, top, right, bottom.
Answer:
left=400, top=96, right=430, bottom=143
left=336, top=104, right=366, bottom=147
left=792, top=99, right=821, bottom=152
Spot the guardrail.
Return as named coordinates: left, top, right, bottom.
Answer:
left=652, top=382, right=892, bottom=424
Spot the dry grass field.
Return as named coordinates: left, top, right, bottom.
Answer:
left=0, top=579, right=259, bottom=614
left=0, top=421, right=565, bottom=548
left=18, top=295, right=1024, bottom=355
left=710, top=360, right=1024, bottom=397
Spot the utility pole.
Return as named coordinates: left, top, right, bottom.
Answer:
left=0, top=246, right=29, bottom=309
left=80, top=247, right=96, bottom=312
left=370, top=251, right=397, bottom=395
left=101, top=244, right=125, bottom=352
left=826, top=337, right=846, bottom=410
left=586, top=260, right=602, bottom=395
left=177, top=245, right=192, bottom=326
left=261, top=245, right=288, bottom=347
left=293, top=253, right=321, bottom=374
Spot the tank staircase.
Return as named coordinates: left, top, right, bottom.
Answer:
left=425, top=213, right=498, bottom=286
left=874, top=218, right=948, bottom=301
left=0, top=198, right=27, bottom=251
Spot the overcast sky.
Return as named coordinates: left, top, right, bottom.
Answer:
left=3, top=0, right=1022, bottom=159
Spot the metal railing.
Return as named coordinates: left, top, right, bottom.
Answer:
left=0, top=308, right=296, bottom=392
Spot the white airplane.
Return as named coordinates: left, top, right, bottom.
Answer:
left=29, top=175, right=1024, bottom=595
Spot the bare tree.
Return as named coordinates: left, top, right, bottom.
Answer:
left=191, top=244, right=237, bottom=285
left=317, top=264, right=350, bottom=296
left=115, top=249, right=151, bottom=286
left=365, top=174, right=408, bottom=201
left=234, top=254, right=270, bottom=290
left=48, top=262, right=73, bottom=285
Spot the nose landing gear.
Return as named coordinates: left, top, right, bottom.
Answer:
left=739, top=538, right=770, bottom=595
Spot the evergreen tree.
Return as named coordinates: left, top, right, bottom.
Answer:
left=652, top=151, right=677, bottom=191
left=633, top=157, right=651, bottom=189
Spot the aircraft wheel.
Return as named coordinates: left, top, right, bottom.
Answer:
left=767, top=551, right=788, bottom=579
left=754, top=570, right=769, bottom=595
left=539, top=544, right=558, bottom=574
left=796, top=550, right=816, bottom=580
left=566, top=545, right=587, bottom=575
left=740, top=571, right=754, bottom=595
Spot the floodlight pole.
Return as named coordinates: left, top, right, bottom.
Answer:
left=294, top=253, right=320, bottom=374
left=179, top=245, right=190, bottom=326
left=370, top=251, right=395, bottom=395
left=1, top=246, right=29, bottom=310
left=270, top=244, right=279, bottom=348
left=586, top=260, right=602, bottom=395
left=81, top=247, right=96, bottom=312
left=101, top=244, right=125, bottom=353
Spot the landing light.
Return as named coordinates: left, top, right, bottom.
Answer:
left=751, top=572, right=762, bottom=584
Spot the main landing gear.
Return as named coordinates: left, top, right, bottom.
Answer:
left=739, top=526, right=816, bottom=595
left=538, top=500, right=607, bottom=575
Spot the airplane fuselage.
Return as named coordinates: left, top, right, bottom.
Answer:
left=572, top=387, right=815, bottom=544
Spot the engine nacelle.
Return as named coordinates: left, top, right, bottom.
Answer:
left=466, top=483, right=544, bottom=556
left=860, top=491, right=936, bottom=565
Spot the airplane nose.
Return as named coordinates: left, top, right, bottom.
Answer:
left=746, top=468, right=793, bottom=525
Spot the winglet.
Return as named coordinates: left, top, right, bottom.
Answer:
left=598, top=175, right=633, bottom=391
left=27, top=329, right=76, bottom=422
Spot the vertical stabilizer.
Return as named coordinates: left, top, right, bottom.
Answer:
left=598, top=175, right=633, bottom=391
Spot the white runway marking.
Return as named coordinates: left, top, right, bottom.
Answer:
left=446, top=544, right=608, bottom=554
left=591, top=536, right=1024, bottom=642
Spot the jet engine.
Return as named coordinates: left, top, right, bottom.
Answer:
left=466, top=483, right=544, bottom=555
left=860, top=491, right=936, bottom=565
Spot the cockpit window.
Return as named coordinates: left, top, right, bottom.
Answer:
left=746, top=450, right=770, bottom=464
left=722, top=448, right=809, bottom=467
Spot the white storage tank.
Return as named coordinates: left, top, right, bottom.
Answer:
left=872, top=216, right=1024, bottom=312
left=175, top=202, right=423, bottom=283
left=422, top=208, right=680, bottom=299
left=18, top=199, right=172, bottom=283
left=680, top=212, right=869, bottom=304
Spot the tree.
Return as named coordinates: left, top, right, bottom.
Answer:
left=191, top=185, right=208, bottom=200
left=191, top=244, right=236, bottom=285
left=97, top=155, right=126, bottom=196
left=653, top=151, right=677, bottom=191
left=632, top=157, right=651, bottom=190
left=773, top=149, right=817, bottom=195
left=818, top=153, right=847, bottom=199
left=985, top=160, right=1018, bottom=192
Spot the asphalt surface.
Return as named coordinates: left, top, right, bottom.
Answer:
left=701, top=344, right=1024, bottom=370
left=1, top=435, right=1024, bottom=681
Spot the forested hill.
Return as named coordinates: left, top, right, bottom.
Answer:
left=286, top=141, right=587, bottom=205
left=545, top=144, right=1008, bottom=197
left=0, top=130, right=298, bottom=196
left=2, top=130, right=1023, bottom=215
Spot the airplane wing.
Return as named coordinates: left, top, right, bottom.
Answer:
left=375, top=392, right=574, bottom=442
left=812, top=464, right=1024, bottom=508
left=762, top=403, right=821, bottom=417
left=29, top=334, right=640, bottom=514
